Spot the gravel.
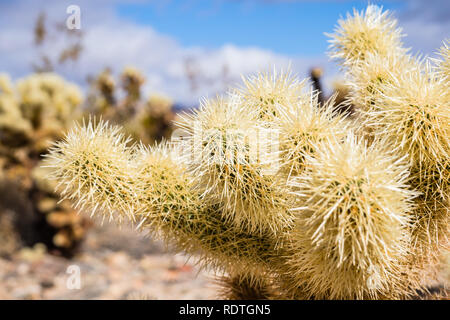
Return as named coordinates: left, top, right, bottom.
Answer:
left=0, top=219, right=217, bottom=300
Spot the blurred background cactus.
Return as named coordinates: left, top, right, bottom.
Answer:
left=86, top=67, right=175, bottom=144
left=0, top=72, right=89, bottom=257
left=0, top=11, right=176, bottom=258
left=44, top=5, right=449, bottom=299
left=0, top=65, right=177, bottom=257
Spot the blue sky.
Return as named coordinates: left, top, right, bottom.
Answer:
left=116, top=0, right=404, bottom=56
left=0, top=0, right=448, bottom=105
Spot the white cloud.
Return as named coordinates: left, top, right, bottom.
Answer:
left=398, top=0, right=450, bottom=56
left=2, top=0, right=447, bottom=105
left=76, top=22, right=326, bottom=104
left=0, top=0, right=330, bottom=105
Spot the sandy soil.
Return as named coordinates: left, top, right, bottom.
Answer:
left=0, top=219, right=217, bottom=300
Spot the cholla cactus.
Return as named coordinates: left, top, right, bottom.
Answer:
left=327, top=5, right=407, bottom=67
left=45, top=120, right=136, bottom=220
left=347, top=52, right=416, bottom=112
left=131, top=94, right=175, bottom=144
left=31, top=165, right=90, bottom=254
left=121, top=66, right=145, bottom=103
left=0, top=209, right=22, bottom=257
left=0, top=72, right=83, bottom=154
left=135, top=143, right=280, bottom=274
left=330, top=6, right=449, bottom=281
left=274, top=90, right=349, bottom=177
left=176, top=96, right=293, bottom=237
left=216, top=272, right=277, bottom=300
left=146, top=94, right=173, bottom=117
left=17, top=73, right=82, bottom=133
left=46, top=122, right=280, bottom=274
left=361, top=64, right=449, bottom=196
left=89, top=69, right=116, bottom=113
left=237, top=69, right=306, bottom=121
left=282, top=134, right=418, bottom=299
left=0, top=74, right=32, bottom=145
left=0, top=72, right=89, bottom=257
left=44, top=5, right=448, bottom=299
left=362, top=63, right=449, bottom=264
left=86, top=68, right=175, bottom=144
